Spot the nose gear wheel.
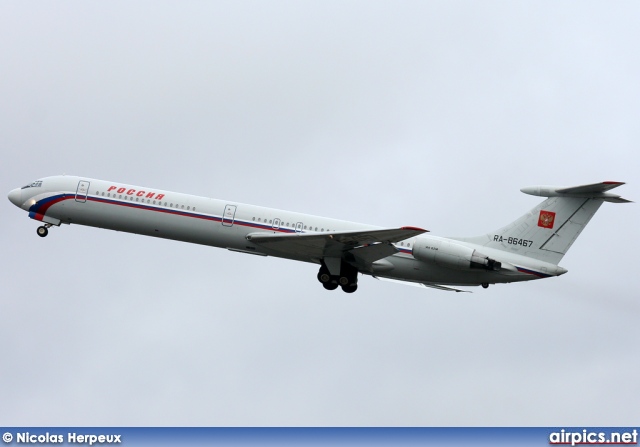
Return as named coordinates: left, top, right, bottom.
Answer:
left=36, top=225, right=51, bottom=238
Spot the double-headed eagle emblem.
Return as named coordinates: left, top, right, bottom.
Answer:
left=538, top=210, right=556, bottom=229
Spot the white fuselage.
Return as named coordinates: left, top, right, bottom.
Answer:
left=8, top=175, right=563, bottom=289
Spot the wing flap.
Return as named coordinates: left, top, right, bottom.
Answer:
left=350, top=243, right=399, bottom=266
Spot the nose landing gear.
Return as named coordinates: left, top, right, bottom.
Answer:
left=36, top=224, right=52, bottom=238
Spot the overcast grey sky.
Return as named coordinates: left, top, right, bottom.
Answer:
left=1, top=1, right=639, bottom=426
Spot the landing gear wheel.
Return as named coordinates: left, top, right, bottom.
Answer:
left=37, top=226, right=49, bottom=238
left=341, top=284, right=358, bottom=294
left=481, top=283, right=489, bottom=289
left=318, top=263, right=357, bottom=292
left=317, top=271, right=332, bottom=284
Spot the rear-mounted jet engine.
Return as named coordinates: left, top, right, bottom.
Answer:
left=413, top=238, right=501, bottom=271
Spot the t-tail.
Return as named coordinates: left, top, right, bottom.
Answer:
left=455, top=181, right=631, bottom=265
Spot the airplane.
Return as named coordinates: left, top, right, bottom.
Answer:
left=7, top=176, right=630, bottom=293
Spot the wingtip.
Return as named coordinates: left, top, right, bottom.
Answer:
left=401, top=226, right=429, bottom=232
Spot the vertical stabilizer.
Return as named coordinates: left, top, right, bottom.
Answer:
left=454, top=181, right=629, bottom=265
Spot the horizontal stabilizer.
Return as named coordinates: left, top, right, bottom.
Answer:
left=521, top=181, right=631, bottom=203
left=556, top=181, right=624, bottom=194
left=601, top=196, right=632, bottom=203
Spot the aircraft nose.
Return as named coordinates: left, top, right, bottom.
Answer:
left=8, top=188, right=22, bottom=207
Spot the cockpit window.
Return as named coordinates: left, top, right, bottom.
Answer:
left=21, top=180, right=43, bottom=189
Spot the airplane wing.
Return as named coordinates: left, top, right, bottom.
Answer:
left=421, top=283, right=471, bottom=293
left=373, top=276, right=472, bottom=293
left=246, top=226, right=427, bottom=264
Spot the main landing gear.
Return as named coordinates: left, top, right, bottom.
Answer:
left=317, top=262, right=359, bottom=293
left=481, top=283, right=489, bottom=289
left=36, top=224, right=52, bottom=238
